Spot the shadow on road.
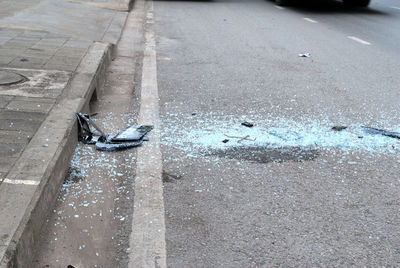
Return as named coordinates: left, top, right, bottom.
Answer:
left=269, top=0, right=388, bottom=15
left=154, top=0, right=213, bottom=2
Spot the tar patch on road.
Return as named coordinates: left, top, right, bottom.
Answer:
left=207, top=146, right=319, bottom=163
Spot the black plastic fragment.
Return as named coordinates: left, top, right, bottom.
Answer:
left=241, top=121, right=254, bottom=128
left=332, top=126, right=347, bottom=131
left=96, top=140, right=144, bottom=152
left=298, top=53, right=311, bottom=58
left=76, top=113, right=106, bottom=144
left=362, top=126, right=400, bottom=140
left=75, top=113, right=152, bottom=151
left=222, top=139, right=229, bottom=143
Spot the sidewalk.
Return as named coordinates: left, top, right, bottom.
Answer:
left=0, top=0, right=133, bottom=266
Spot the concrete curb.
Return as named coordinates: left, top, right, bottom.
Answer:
left=0, top=42, right=113, bottom=268
left=68, top=0, right=135, bottom=12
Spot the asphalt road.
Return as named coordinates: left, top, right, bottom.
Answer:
left=154, top=0, right=400, bottom=266
left=31, top=0, right=400, bottom=266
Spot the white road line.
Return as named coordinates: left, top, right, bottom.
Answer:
left=390, top=6, right=400, bottom=10
left=3, top=179, right=39, bottom=186
left=128, top=0, right=167, bottom=267
left=303, top=18, right=318, bottom=23
left=274, top=5, right=285, bottom=9
left=348, top=36, right=371, bottom=45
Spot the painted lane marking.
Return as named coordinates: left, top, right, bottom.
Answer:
left=274, top=5, right=285, bottom=10
left=348, top=36, right=371, bottom=45
left=128, top=0, right=167, bottom=267
left=157, top=56, right=171, bottom=61
left=390, top=6, right=400, bottom=10
left=3, top=179, right=39, bottom=186
left=0, top=25, right=37, bottom=30
left=303, top=18, right=318, bottom=23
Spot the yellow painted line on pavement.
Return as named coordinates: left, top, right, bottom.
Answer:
left=3, top=179, right=39, bottom=186
left=157, top=56, right=171, bottom=61
left=67, top=0, right=128, bottom=11
left=128, top=0, right=167, bottom=267
left=348, top=36, right=371, bottom=45
left=0, top=25, right=37, bottom=30
left=303, top=18, right=318, bottom=23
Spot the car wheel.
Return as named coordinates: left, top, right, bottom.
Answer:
left=275, top=0, right=291, bottom=6
left=343, top=0, right=370, bottom=7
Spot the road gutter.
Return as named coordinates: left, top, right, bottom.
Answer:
left=128, top=0, right=167, bottom=267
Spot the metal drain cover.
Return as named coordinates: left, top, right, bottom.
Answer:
left=0, top=70, right=25, bottom=86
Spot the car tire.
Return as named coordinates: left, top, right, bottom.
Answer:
left=343, top=0, right=370, bottom=7
left=275, top=0, right=291, bottom=6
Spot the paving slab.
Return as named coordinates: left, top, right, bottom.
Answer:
left=0, top=110, right=45, bottom=132
left=0, top=130, right=31, bottom=144
left=0, top=157, right=18, bottom=173
left=0, top=68, right=71, bottom=98
left=0, top=57, right=14, bottom=65
left=0, top=96, right=14, bottom=108
left=0, top=0, right=126, bottom=42
left=0, top=143, right=24, bottom=158
left=6, top=98, right=55, bottom=113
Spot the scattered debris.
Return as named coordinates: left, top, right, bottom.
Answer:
left=332, top=126, right=347, bottom=131
left=191, top=112, right=197, bottom=116
left=268, top=129, right=302, bottom=141
left=222, top=139, right=230, bottom=143
left=298, top=53, right=311, bottom=58
left=76, top=113, right=153, bottom=151
left=224, top=134, right=256, bottom=143
left=241, top=121, right=254, bottom=128
left=362, top=126, right=400, bottom=140
left=358, top=136, right=364, bottom=139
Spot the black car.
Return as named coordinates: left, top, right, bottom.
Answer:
left=275, top=0, right=370, bottom=7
